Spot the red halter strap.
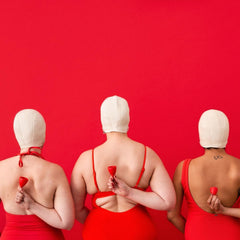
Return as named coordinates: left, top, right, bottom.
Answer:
left=18, top=146, right=43, bottom=168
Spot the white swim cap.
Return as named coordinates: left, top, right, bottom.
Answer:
left=13, top=109, right=46, bottom=149
left=100, top=96, right=130, bottom=133
left=198, top=109, right=229, bottom=148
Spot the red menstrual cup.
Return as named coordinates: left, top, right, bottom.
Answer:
left=108, top=166, right=117, bottom=177
left=210, top=187, right=218, bottom=195
left=19, top=176, right=28, bottom=188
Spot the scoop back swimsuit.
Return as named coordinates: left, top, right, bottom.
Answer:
left=82, top=146, right=157, bottom=240
left=1, top=147, right=65, bottom=240
left=182, top=158, right=240, bottom=240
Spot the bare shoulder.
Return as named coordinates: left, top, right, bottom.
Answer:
left=72, top=149, right=92, bottom=173
left=0, top=156, right=18, bottom=171
left=173, top=160, right=185, bottom=181
left=146, top=147, right=161, bottom=162
left=228, top=155, right=240, bottom=177
left=230, top=155, right=240, bottom=165
left=75, top=149, right=92, bottom=165
left=175, top=160, right=184, bottom=173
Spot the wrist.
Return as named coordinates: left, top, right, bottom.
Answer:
left=27, top=199, right=36, bottom=211
left=125, top=186, right=133, bottom=198
left=221, top=206, right=228, bottom=215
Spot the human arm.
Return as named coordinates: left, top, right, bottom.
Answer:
left=167, top=161, right=186, bottom=233
left=71, top=154, right=89, bottom=224
left=16, top=167, right=75, bottom=230
left=207, top=194, right=240, bottom=218
left=108, top=148, right=176, bottom=211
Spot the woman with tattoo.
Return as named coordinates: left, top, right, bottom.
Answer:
left=167, top=109, right=240, bottom=240
left=71, top=96, right=176, bottom=240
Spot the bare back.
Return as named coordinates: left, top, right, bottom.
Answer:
left=78, top=136, right=158, bottom=212
left=188, top=150, right=240, bottom=213
left=0, top=155, right=64, bottom=214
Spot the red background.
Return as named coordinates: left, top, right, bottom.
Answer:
left=0, top=1, right=240, bottom=239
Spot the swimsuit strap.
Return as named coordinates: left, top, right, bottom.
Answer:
left=92, top=149, right=100, bottom=192
left=181, top=158, right=192, bottom=191
left=134, top=145, right=147, bottom=188
left=18, top=146, right=43, bottom=168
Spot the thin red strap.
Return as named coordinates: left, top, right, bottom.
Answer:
left=181, top=159, right=191, bottom=190
left=135, top=145, right=147, bottom=187
left=18, top=147, right=43, bottom=168
left=92, top=149, right=100, bottom=192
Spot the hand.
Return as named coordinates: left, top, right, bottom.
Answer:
left=207, top=194, right=225, bottom=214
left=107, top=176, right=130, bottom=197
left=15, top=187, right=24, bottom=204
left=16, top=186, right=35, bottom=213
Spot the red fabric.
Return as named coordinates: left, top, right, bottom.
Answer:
left=182, top=159, right=240, bottom=240
left=1, top=212, right=64, bottom=240
left=82, top=205, right=157, bottom=240
left=84, top=146, right=157, bottom=239
left=18, top=147, right=43, bottom=168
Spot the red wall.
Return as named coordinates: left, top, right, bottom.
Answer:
left=0, top=1, right=240, bottom=239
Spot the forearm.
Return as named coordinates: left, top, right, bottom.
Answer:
left=28, top=201, right=71, bottom=230
left=167, top=212, right=186, bottom=233
left=221, top=207, right=240, bottom=218
left=75, top=206, right=90, bottom=224
left=126, top=188, right=174, bottom=210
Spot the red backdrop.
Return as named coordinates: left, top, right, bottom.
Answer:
left=0, top=0, right=240, bottom=239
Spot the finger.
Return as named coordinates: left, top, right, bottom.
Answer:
left=15, top=195, right=24, bottom=203
left=16, top=192, right=24, bottom=199
left=107, top=182, right=113, bottom=189
left=214, top=199, right=220, bottom=211
left=17, top=187, right=24, bottom=194
left=207, top=195, right=213, bottom=204
left=210, top=195, right=217, bottom=209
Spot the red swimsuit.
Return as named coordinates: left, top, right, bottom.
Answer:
left=1, top=213, right=64, bottom=240
left=82, top=146, right=157, bottom=240
left=0, top=147, right=65, bottom=240
left=182, top=159, right=240, bottom=240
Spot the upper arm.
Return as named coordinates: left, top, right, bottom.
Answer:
left=71, top=153, right=88, bottom=212
left=53, top=166, right=75, bottom=227
left=168, top=161, right=184, bottom=215
left=148, top=148, right=176, bottom=206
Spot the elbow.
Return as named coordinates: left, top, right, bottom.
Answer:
left=76, top=215, right=85, bottom=224
left=154, top=199, right=176, bottom=211
left=166, top=190, right=177, bottom=211
left=62, top=219, right=74, bottom=230
left=62, top=212, right=75, bottom=230
left=167, top=211, right=176, bottom=223
left=75, top=207, right=89, bottom=224
left=166, top=197, right=176, bottom=211
left=63, top=224, right=72, bottom=231
left=162, top=194, right=176, bottom=211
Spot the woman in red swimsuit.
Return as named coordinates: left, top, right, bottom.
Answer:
left=0, top=109, right=74, bottom=240
left=71, top=95, right=176, bottom=240
left=167, top=109, right=240, bottom=240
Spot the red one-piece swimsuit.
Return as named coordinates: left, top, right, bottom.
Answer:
left=182, top=159, right=240, bottom=240
left=1, top=147, right=65, bottom=240
left=82, top=146, right=157, bottom=240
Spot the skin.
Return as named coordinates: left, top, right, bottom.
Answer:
left=167, top=148, right=240, bottom=233
left=207, top=192, right=240, bottom=218
left=71, top=132, right=176, bottom=224
left=0, top=148, right=75, bottom=230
